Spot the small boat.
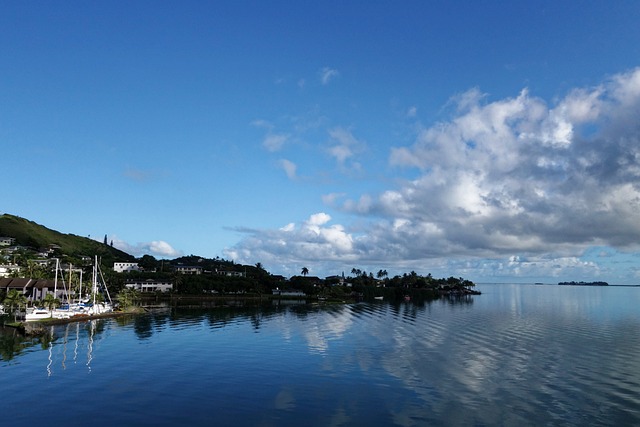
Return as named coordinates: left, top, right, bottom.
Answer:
left=25, top=307, right=52, bottom=321
left=374, top=296, right=383, bottom=300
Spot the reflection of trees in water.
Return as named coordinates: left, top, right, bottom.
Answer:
left=134, top=315, right=153, bottom=340
left=152, top=313, right=169, bottom=332
left=0, top=325, right=55, bottom=361
left=440, top=295, right=475, bottom=306
left=0, top=326, right=31, bottom=361
left=288, top=303, right=345, bottom=320
left=114, top=314, right=137, bottom=328
left=131, top=313, right=172, bottom=340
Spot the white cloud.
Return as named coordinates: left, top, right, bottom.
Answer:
left=320, top=67, right=339, bottom=85
left=252, top=120, right=289, bottom=152
left=279, top=159, right=297, bottom=180
left=147, top=241, right=182, bottom=257
left=381, top=68, right=640, bottom=257
left=263, top=133, right=289, bottom=152
left=223, top=213, right=357, bottom=272
left=228, top=68, right=640, bottom=282
left=327, top=127, right=365, bottom=171
left=321, top=192, right=345, bottom=206
left=251, top=119, right=272, bottom=129
left=110, top=236, right=182, bottom=258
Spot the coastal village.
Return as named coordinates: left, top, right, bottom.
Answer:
left=0, top=215, right=479, bottom=324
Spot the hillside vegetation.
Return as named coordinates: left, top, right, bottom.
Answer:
left=0, top=213, right=134, bottom=265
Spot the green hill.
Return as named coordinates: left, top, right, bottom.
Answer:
left=0, top=213, right=135, bottom=265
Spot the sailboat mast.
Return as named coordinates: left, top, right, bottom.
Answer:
left=68, top=263, right=72, bottom=304
left=93, top=256, right=97, bottom=307
left=54, top=258, right=59, bottom=298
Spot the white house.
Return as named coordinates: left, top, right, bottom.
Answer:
left=0, top=237, right=15, bottom=246
left=175, top=266, right=202, bottom=275
left=216, top=269, right=245, bottom=277
left=113, top=262, right=141, bottom=273
left=125, top=279, right=173, bottom=293
left=0, top=264, right=20, bottom=278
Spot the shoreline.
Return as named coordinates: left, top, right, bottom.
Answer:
left=7, top=308, right=144, bottom=335
left=6, top=290, right=482, bottom=335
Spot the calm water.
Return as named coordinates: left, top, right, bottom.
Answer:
left=2, top=284, right=639, bottom=426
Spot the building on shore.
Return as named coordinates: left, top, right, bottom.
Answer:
left=125, top=279, right=173, bottom=293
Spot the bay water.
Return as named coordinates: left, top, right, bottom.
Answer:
left=2, top=283, right=639, bottom=426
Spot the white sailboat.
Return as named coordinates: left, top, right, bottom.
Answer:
left=86, top=255, right=113, bottom=315
left=52, top=263, right=86, bottom=318
left=25, top=258, right=61, bottom=321
left=25, top=256, right=113, bottom=320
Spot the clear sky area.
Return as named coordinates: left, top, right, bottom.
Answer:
left=3, top=1, right=640, bottom=284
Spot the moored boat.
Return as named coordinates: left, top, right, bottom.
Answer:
left=25, top=307, right=52, bottom=321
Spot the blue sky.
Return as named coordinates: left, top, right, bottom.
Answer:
left=3, top=1, right=640, bottom=284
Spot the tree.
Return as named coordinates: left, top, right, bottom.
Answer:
left=3, top=289, right=27, bottom=322
left=301, top=267, right=309, bottom=277
left=104, top=234, right=108, bottom=245
left=138, top=255, right=158, bottom=271
left=42, top=294, right=59, bottom=316
left=117, top=287, right=140, bottom=310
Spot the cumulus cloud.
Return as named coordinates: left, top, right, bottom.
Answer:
left=320, top=67, right=339, bottom=85
left=110, top=236, right=182, bottom=258
left=228, top=68, right=640, bottom=281
left=223, top=213, right=357, bottom=271
left=381, top=67, right=640, bottom=257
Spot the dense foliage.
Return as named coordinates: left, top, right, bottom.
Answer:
left=0, top=213, right=134, bottom=267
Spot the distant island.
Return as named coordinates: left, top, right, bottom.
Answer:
left=558, top=281, right=609, bottom=286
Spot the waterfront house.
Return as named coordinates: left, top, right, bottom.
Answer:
left=125, top=279, right=173, bottom=293
left=0, top=277, right=60, bottom=302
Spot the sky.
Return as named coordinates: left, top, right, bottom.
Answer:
left=2, top=1, right=640, bottom=284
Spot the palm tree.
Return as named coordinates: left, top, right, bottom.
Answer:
left=376, top=269, right=388, bottom=279
left=3, top=290, right=27, bottom=322
left=301, top=267, right=309, bottom=277
left=117, top=287, right=140, bottom=310
left=42, top=293, right=60, bottom=316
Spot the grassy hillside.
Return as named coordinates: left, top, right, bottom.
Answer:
left=0, top=213, right=135, bottom=264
